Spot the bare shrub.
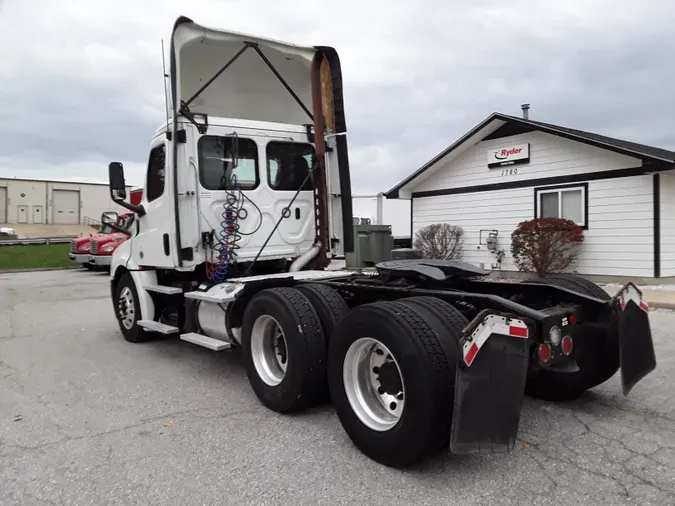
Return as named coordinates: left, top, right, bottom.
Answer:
left=414, top=223, right=464, bottom=260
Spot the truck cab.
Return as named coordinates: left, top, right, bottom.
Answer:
left=69, top=211, right=135, bottom=269
left=107, top=18, right=353, bottom=279
left=88, top=212, right=136, bottom=271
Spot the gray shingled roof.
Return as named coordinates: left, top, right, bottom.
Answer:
left=385, top=112, right=675, bottom=198
left=501, top=114, right=675, bottom=163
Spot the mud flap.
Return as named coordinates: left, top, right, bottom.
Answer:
left=614, top=283, right=656, bottom=395
left=450, top=312, right=530, bottom=454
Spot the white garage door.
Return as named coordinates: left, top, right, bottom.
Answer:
left=0, top=187, right=6, bottom=223
left=52, top=189, right=80, bottom=224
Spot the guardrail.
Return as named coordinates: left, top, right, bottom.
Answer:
left=84, top=216, right=102, bottom=230
left=0, top=236, right=76, bottom=246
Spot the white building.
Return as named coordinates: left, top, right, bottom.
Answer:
left=0, top=177, right=133, bottom=225
left=385, top=107, right=675, bottom=280
left=352, top=194, right=411, bottom=245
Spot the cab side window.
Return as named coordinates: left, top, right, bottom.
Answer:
left=146, top=145, right=166, bottom=202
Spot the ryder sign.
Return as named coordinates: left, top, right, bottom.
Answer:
left=488, top=143, right=530, bottom=168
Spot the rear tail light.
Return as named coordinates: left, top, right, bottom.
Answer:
left=538, top=343, right=551, bottom=362
left=561, top=335, right=573, bottom=355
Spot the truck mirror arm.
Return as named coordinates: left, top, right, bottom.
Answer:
left=111, top=197, right=146, bottom=218
left=107, top=223, right=132, bottom=237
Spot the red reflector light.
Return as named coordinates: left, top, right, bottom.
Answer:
left=538, top=343, right=551, bottom=362
left=509, top=325, right=528, bottom=338
left=569, top=314, right=576, bottom=325
left=561, top=336, right=573, bottom=355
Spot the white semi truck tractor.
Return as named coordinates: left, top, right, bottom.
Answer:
left=107, top=16, right=657, bottom=468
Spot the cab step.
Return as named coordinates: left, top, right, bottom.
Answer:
left=180, top=333, right=232, bottom=351
left=184, top=291, right=232, bottom=304
left=144, top=284, right=183, bottom=295
left=138, top=320, right=180, bottom=334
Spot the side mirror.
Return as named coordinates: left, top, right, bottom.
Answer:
left=102, top=211, right=118, bottom=225
left=109, top=162, right=127, bottom=202
left=108, top=161, right=146, bottom=217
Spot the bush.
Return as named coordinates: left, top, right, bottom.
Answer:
left=510, top=218, right=584, bottom=277
left=414, top=223, right=464, bottom=260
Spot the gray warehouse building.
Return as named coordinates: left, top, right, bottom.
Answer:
left=0, top=177, right=133, bottom=225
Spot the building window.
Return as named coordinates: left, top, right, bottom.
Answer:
left=535, top=184, right=587, bottom=228
left=198, top=136, right=259, bottom=190
left=266, top=141, right=315, bottom=191
left=146, top=145, right=166, bottom=203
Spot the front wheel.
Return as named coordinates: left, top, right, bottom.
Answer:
left=113, top=273, right=152, bottom=343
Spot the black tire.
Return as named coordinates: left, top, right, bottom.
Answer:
left=295, top=284, right=350, bottom=404
left=241, top=287, right=327, bottom=413
left=328, top=300, right=458, bottom=468
left=83, top=263, right=95, bottom=270
left=398, top=296, right=468, bottom=451
left=113, top=272, right=152, bottom=343
left=526, top=275, right=619, bottom=401
left=399, top=296, right=468, bottom=344
left=544, top=274, right=610, bottom=301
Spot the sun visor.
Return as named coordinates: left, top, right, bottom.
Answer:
left=171, top=18, right=318, bottom=126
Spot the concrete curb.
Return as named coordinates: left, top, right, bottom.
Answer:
left=0, top=266, right=82, bottom=275
left=649, top=302, right=675, bottom=310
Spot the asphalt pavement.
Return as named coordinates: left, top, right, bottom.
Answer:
left=1, top=270, right=674, bottom=506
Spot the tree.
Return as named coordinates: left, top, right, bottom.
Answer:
left=510, top=218, right=584, bottom=277
left=414, top=223, right=464, bottom=260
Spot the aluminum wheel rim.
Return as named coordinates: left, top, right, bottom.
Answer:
left=118, top=286, right=135, bottom=330
left=343, top=337, right=405, bottom=432
left=250, top=314, right=288, bottom=386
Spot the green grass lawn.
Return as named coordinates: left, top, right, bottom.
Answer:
left=0, top=243, right=77, bottom=270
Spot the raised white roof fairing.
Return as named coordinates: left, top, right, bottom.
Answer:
left=171, top=18, right=319, bottom=126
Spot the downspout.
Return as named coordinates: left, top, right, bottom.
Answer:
left=376, top=192, right=384, bottom=225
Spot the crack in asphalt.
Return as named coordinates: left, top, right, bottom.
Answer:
left=0, top=406, right=264, bottom=454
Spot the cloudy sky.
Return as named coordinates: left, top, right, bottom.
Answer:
left=0, top=1, right=673, bottom=193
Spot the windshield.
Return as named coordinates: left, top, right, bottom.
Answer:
left=99, top=224, right=113, bottom=234
left=118, top=215, right=134, bottom=229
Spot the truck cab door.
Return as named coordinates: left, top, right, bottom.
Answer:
left=131, top=138, right=178, bottom=268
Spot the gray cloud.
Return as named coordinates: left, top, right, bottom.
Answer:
left=0, top=0, right=673, bottom=194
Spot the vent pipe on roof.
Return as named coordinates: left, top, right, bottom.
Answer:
left=521, top=103, right=530, bottom=120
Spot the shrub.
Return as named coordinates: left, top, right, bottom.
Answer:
left=414, top=223, right=464, bottom=260
left=510, top=218, right=584, bottom=277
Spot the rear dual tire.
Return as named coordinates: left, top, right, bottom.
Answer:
left=241, top=287, right=470, bottom=467
left=241, top=287, right=327, bottom=413
left=328, top=297, right=467, bottom=468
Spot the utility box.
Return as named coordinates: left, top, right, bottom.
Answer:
left=346, top=224, right=394, bottom=268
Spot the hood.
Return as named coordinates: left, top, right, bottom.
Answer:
left=90, top=232, right=128, bottom=245
left=95, top=236, right=128, bottom=255
left=74, top=235, right=103, bottom=245
left=171, top=16, right=319, bottom=126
